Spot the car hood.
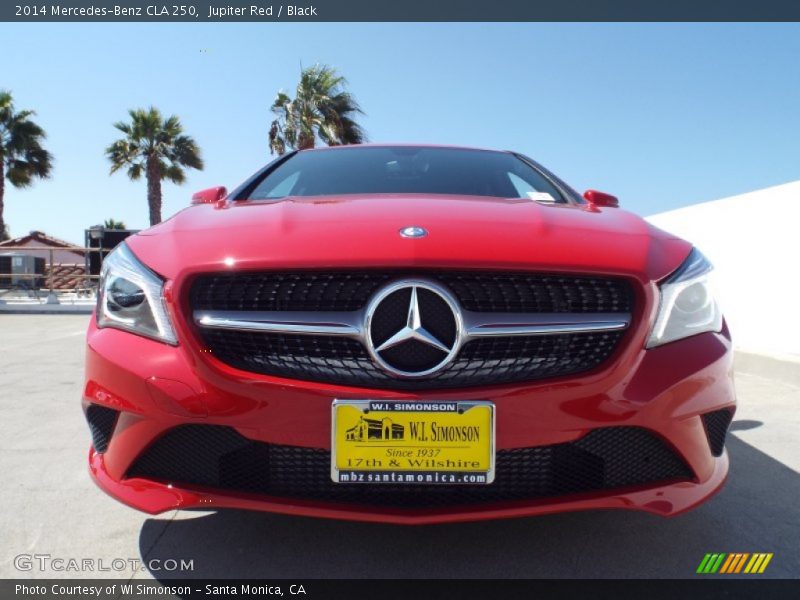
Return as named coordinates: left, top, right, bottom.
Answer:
left=127, top=194, right=690, bottom=283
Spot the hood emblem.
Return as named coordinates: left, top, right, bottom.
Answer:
left=399, top=226, right=427, bottom=239
left=365, top=280, right=462, bottom=378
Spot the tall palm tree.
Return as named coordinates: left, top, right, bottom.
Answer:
left=269, top=64, right=366, bottom=155
left=0, top=91, right=53, bottom=241
left=106, top=107, right=203, bottom=226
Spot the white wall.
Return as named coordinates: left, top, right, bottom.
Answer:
left=646, top=181, right=800, bottom=361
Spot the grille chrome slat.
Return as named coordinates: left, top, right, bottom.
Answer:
left=463, top=311, right=630, bottom=336
left=196, top=310, right=362, bottom=337
left=195, top=309, right=631, bottom=338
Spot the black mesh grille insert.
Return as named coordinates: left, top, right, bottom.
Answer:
left=701, top=409, right=734, bottom=457
left=191, top=271, right=392, bottom=312
left=85, top=404, right=119, bottom=454
left=127, top=425, right=693, bottom=509
left=437, top=272, right=633, bottom=313
left=200, top=329, right=625, bottom=390
left=191, top=271, right=633, bottom=314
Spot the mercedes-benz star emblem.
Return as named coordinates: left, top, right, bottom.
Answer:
left=374, top=287, right=451, bottom=354
left=365, top=280, right=462, bottom=378
left=399, top=226, right=428, bottom=239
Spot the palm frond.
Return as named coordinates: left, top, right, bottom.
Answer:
left=0, top=92, right=53, bottom=187
left=126, top=162, right=144, bottom=180
left=168, top=135, right=204, bottom=170
left=7, top=161, right=34, bottom=187
left=163, top=164, right=186, bottom=184
left=268, top=120, right=287, bottom=155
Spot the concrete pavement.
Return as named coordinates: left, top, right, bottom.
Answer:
left=1, top=315, right=798, bottom=579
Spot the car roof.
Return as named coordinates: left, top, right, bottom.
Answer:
left=297, top=143, right=512, bottom=155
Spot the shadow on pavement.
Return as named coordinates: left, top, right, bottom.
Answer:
left=139, top=425, right=799, bottom=579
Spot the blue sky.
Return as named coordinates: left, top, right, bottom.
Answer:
left=1, top=22, right=799, bottom=244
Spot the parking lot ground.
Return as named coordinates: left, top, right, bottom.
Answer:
left=1, top=315, right=798, bottom=580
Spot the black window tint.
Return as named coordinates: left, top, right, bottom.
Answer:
left=247, top=147, right=565, bottom=202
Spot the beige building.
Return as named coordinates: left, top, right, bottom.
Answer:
left=0, top=231, right=87, bottom=289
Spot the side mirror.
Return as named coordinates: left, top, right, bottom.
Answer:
left=583, top=189, right=619, bottom=208
left=191, top=186, right=227, bottom=205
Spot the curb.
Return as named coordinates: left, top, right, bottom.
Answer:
left=0, top=305, right=94, bottom=315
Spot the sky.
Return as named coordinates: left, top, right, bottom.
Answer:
left=1, top=22, right=799, bottom=244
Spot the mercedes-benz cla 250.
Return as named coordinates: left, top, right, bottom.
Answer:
left=83, top=145, right=735, bottom=523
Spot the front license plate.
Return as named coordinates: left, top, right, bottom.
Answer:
left=331, top=400, right=495, bottom=485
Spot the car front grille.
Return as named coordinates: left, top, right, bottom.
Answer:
left=191, top=270, right=634, bottom=389
left=126, top=425, right=693, bottom=509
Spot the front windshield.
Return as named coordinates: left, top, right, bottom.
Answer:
left=247, top=146, right=566, bottom=202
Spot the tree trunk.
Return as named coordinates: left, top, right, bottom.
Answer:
left=145, top=155, right=162, bottom=226
left=298, top=131, right=315, bottom=150
left=0, top=152, right=6, bottom=241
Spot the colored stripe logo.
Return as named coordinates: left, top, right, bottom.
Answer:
left=697, top=553, right=773, bottom=574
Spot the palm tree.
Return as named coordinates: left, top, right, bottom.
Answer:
left=269, top=64, right=366, bottom=155
left=103, top=218, right=127, bottom=230
left=106, top=107, right=203, bottom=226
left=0, top=91, right=53, bottom=241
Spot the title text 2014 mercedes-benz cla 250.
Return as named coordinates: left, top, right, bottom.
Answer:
left=83, top=145, right=735, bottom=524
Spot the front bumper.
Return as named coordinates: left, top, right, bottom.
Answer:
left=83, top=319, right=735, bottom=524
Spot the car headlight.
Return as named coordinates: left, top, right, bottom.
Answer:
left=646, top=248, right=723, bottom=348
left=96, top=242, right=178, bottom=345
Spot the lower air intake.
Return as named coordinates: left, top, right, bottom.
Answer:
left=701, top=408, right=734, bottom=457
left=127, top=425, right=693, bottom=509
left=85, top=404, right=119, bottom=454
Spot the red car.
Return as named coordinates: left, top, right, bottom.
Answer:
left=83, top=145, right=735, bottom=524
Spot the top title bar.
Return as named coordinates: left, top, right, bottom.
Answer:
left=4, top=0, right=800, bottom=22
